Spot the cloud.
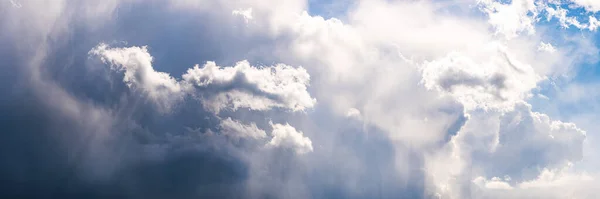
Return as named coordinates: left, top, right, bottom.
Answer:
left=91, top=44, right=316, bottom=113
left=90, top=43, right=185, bottom=112
left=478, top=0, right=538, bottom=39
left=470, top=168, right=599, bottom=198
left=345, top=108, right=361, bottom=120
left=219, top=117, right=267, bottom=140
left=183, top=60, right=316, bottom=113
left=571, top=0, right=600, bottom=12
left=268, top=122, right=313, bottom=154
left=421, top=44, right=541, bottom=111
left=427, top=102, right=587, bottom=197
left=3, top=0, right=600, bottom=198
left=474, top=103, right=585, bottom=180
left=232, top=8, right=253, bottom=23
left=478, top=0, right=600, bottom=38
left=538, top=42, right=556, bottom=53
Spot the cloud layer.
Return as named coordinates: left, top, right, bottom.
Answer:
left=2, top=0, right=600, bottom=198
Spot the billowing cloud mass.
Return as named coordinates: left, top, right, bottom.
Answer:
left=421, top=44, right=541, bottom=111
left=182, top=60, right=315, bottom=113
left=90, top=44, right=316, bottom=113
left=90, top=43, right=185, bottom=111
left=2, top=0, right=600, bottom=198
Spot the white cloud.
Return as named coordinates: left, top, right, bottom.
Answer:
left=421, top=44, right=541, bottom=111
left=589, top=16, right=600, bottom=31
left=478, top=0, right=538, bottom=39
left=219, top=117, right=267, bottom=140
left=345, top=108, right=361, bottom=120
left=268, top=122, right=313, bottom=154
left=428, top=102, right=587, bottom=197
left=538, top=42, right=556, bottom=53
left=544, top=5, right=586, bottom=29
left=232, top=8, right=253, bottom=23
left=571, top=0, right=600, bottom=12
left=486, top=103, right=585, bottom=177
left=470, top=168, right=599, bottom=198
left=90, top=43, right=185, bottom=112
left=91, top=44, right=316, bottom=113
left=182, top=60, right=316, bottom=113
left=473, top=176, right=514, bottom=190
left=220, top=118, right=314, bottom=155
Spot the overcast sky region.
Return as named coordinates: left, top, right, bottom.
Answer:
left=4, top=0, right=600, bottom=198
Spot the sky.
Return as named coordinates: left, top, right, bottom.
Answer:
left=2, top=0, right=600, bottom=198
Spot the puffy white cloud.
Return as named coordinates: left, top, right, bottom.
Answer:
left=345, top=108, right=361, bottom=120
left=91, top=44, right=315, bottom=113
left=589, top=16, right=600, bottom=31
left=538, top=42, right=556, bottom=53
left=183, top=60, right=316, bottom=113
left=478, top=0, right=538, bottom=39
left=268, top=122, right=313, bottom=154
left=571, top=0, right=600, bottom=12
left=219, top=118, right=314, bottom=155
left=422, top=44, right=541, bottom=111
left=90, top=43, right=185, bottom=112
left=544, top=5, right=586, bottom=29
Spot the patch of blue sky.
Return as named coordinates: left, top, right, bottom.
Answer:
left=307, top=0, right=353, bottom=20
left=528, top=5, right=600, bottom=97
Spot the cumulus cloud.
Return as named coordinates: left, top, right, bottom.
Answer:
left=421, top=44, right=541, bottom=111
left=427, top=102, right=586, bottom=197
left=268, top=122, right=313, bottom=154
left=474, top=103, right=585, bottom=179
left=478, top=0, right=600, bottom=38
left=183, top=60, right=316, bottom=113
left=538, top=42, right=556, bottom=53
left=91, top=44, right=316, bottom=113
left=90, top=43, right=185, bottom=111
left=478, top=0, right=538, bottom=39
left=571, top=0, right=600, bottom=12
